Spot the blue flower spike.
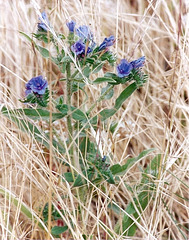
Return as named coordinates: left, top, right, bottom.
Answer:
left=71, top=40, right=92, bottom=56
left=38, top=11, right=50, bottom=32
left=116, top=59, right=133, bottom=78
left=66, top=20, right=76, bottom=33
left=76, top=25, right=93, bottom=41
left=99, top=35, right=115, bottom=51
left=131, top=56, right=145, bottom=69
left=25, top=76, right=48, bottom=96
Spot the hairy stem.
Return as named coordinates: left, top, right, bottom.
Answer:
left=66, top=63, right=74, bottom=166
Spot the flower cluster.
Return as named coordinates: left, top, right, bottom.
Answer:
left=117, top=56, right=145, bottom=78
left=27, top=13, right=146, bottom=101
left=25, top=76, right=48, bottom=96
left=66, top=20, right=115, bottom=57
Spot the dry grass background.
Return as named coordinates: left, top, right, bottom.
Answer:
left=0, top=0, right=189, bottom=239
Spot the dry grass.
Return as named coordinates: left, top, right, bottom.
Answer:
left=0, top=0, right=189, bottom=239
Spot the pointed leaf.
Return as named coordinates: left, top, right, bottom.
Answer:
left=111, top=149, right=154, bottom=176
left=1, top=107, right=65, bottom=153
left=114, top=82, right=137, bottom=110
left=72, top=108, right=87, bottom=121
left=51, top=226, right=68, bottom=235
left=92, top=63, right=103, bottom=73
left=73, top=174, right=84, bottom=187
left=56, top=104, right=87, bottom=121
left=93, top=77, right=116, bottom=84
left=19, top=31, right=33, bottom=43
left=37, top=46, right=49, bottom=58
left=63, top=172, right=74, bottom=182
left=2, top=108, right=65, bottom=122
left=101, top=84, right=114, bottom=100
left=100, top=82, right=137, bottom=120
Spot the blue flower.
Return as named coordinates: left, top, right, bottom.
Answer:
left=130, top=56, right=145, bottom=69
left=66, top=20, right=76, bottom=33
left=99, top=35, right=115, bottom=51
left=38, top=11, right=50, bottom=32
left=25, top=76, right=48, bottom=95
left=76, top=25, right=93, bottom=41
left=71, top=40, right=92, bottom=56
left=116, top=59, right=133, bottom=78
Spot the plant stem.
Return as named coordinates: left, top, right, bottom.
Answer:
left=66, top=63, right=74, bottom=166
left=87, top=85, right=114, bottom=114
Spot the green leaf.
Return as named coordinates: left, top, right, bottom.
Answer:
left=56, top=104, right=87, bottom=122
left=73, top=174, right=84, bottom=187
left=142, top=154, right=160, bottom=181
left=114, top=82, right=137, bottom=110
left=111, top=149, right=154, bottom=176
left=83, top=66, right=91, bottom=77
left=1, top=107, right=65, bottom=153
left=0, top=186, right=45, bottom=230
left=114, top=191, right=150, bottom=236
left=59, top=78, right=66, bottom=81
left=85, top=57, right=95, bottom=64
left=101, top=84, right=114, bottom=100
left=62, top=56, right=72, bottom=63
left=56, top=104, right=69, bottom=115
left=93, top=77, right=116, bottom=84
left=121, top=192, right=149, bottom=236
left=110, top=122, right=118, bottom=134
left=71, top=83, right=85, bottom=94
left=2, top=108, right=65, bottom=122
left=108, top=202, right=121, bottom=215
left=100, top=108, right=116, bottom=120
left=37, top=46, right=49, bottom=58
left=56, top=96, right=64, bottom=105
left=20, top=32, right=50, bottom=61
left=106, top=172, right=115, bottom=184
left=19, top=31, right=33, bottom=43
left=32, top=32, right=49, bottom=43
left=51, top=226, right=68, bottom=235
left=104, top=72, right=118, bottom=79
left=72, top=108, right=87, bottom=121
left=92, top=62, right=103, bottom=73
left=100, top=51, right=116, bottom=64
left=63, top=172, right=74, bottom=182
left=100, top=82, right=138, bottom=120
left=110, top=164, right=122, bottom=175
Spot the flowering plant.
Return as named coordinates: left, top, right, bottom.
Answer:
left=2, top=12, right=154, bottom=238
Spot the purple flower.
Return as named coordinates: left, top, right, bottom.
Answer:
left=25, top=76, right=48, bottom=96
left=38, top=11, right=50, bottom=32
left=71, top=40, right=92, bottom=56
left=117, top=59, right=133, bottom=78
left=99, top=35, right=115, bottom=51
left=66, top=20, right=76, bottom=33
left=76, top=25, right=93, bottom=41
left=130, top=56, right=145, bottom=69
